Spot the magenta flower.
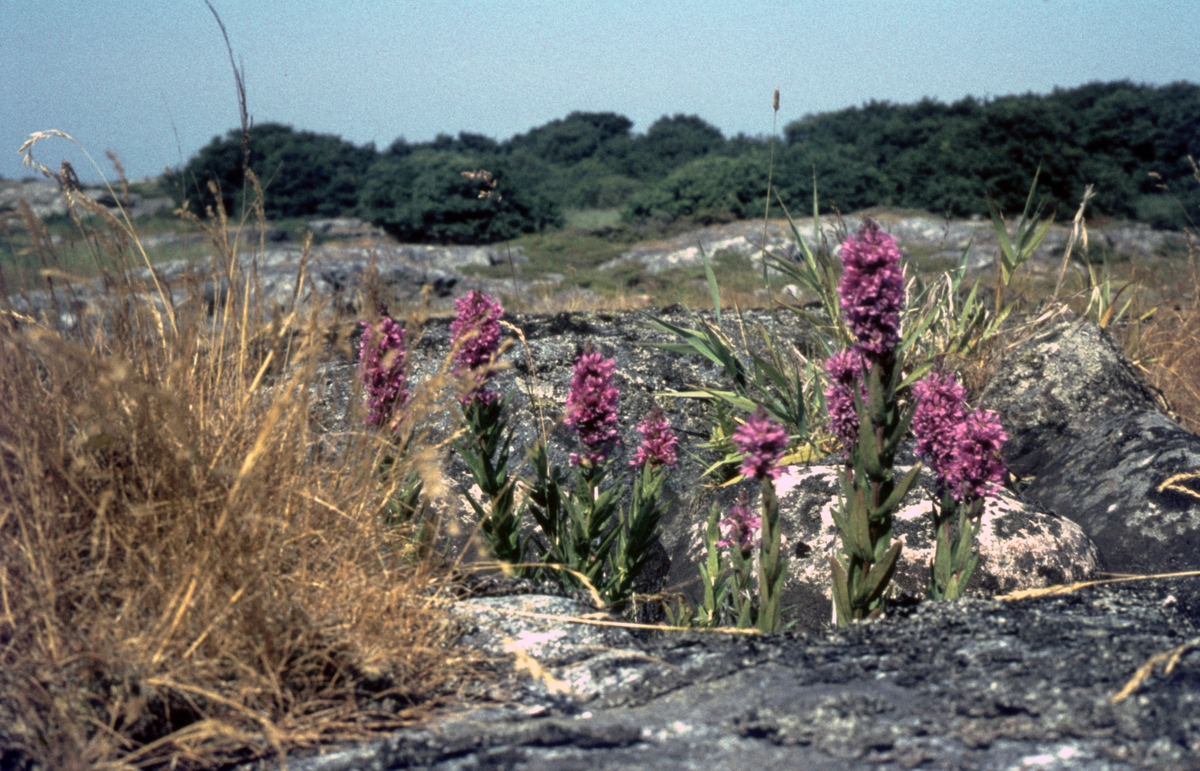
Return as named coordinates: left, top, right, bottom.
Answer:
left=943, top=410, right=1008, bottom=501
left=358, top=311, right=408, bottom=428
left=911, top=371, right=1008, bottom=501
left=733, top=408, right=789, bottom=481
left=824, top=346, right=868, bottom=447
left=450, top=290, right=504, bottom=403
left=838, top=220, right=905, bottom=357
left=631, top=406, right=678, bottom=468
left=564, top=346, right=621, bottom=466
left=911, top=370, right=968, bottom=473
left=718, top=493, right=761, bottom=552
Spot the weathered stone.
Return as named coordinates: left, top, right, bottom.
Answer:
left=980, top=313, right=1163, bottom=478
left=664, top=458, right=1099, bottom=632
left=263, top=578, right=1200, bottom=771
left=1024, top=409, right=1200, bottom=575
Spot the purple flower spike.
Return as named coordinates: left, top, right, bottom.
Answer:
left=718, top=494, right=761, bottom=552
left=358, top=311, right=408, bottom=428
left=824, top=346, right=868, bottom=447
left=911, top=370, right=968, bottom=473
left=450, top=290, right=504, bottom=403
left=838, top=220, right=905, bottom=356
left=631, top=406, right=678, bottom=468
left=944, top=410, right=1008, bottom=501
left=732, top=408, right=789, bottom=481
left=564, top=346, right=621, bottom=466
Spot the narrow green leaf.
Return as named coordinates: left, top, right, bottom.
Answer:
left=874, top=464, right=921, bottom=516
left=860, top=541, right=902, bottom=605
left=830, top=555, right=852, bottom=626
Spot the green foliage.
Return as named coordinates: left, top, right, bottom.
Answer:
left=829, top=361, right=920, bottom=625
left=357, top=150, right=562, bottom=244
left=781, top=81, right=1200, bottom=223
left=180, top=123, right=374, bottom=218
left=641, top=246, right=815, bottom=438
left=456, top=394, right=528, bottom=569
left=174, top=81, right=1199, bottom=238
left=623, top=154, right=774, bottom=223
left=927, top=495, right=984, bottom=601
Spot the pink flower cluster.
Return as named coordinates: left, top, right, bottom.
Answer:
left=718, top=493, right=761, bottom=552
left=911, top=371, right=967, bottom=469
left=564, top=346, right=621, bottom=466
left=824, top=347, right=868, bottom=447
left=732, top=408, right=789, bottom=481
left=838, top=220, right=905, bottom=357
left=631, top=407, right=678, bottom=468
left=450, top=290, right=504, bottom=403
left=358, top=311, right=408, bottom=428
left=911, top=371, right=1009, bottom=501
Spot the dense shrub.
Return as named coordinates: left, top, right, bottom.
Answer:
left=175, top=81, right=1199, bottom=234
left=781, top=81, right=1200, bottom=222
left=357, top=150, right=562, bottom=244
left=180, top=123, right=375, bottom=219
left=623, top=154, right=776, bottom=223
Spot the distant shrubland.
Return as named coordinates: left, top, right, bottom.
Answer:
left=177, top=80, right=1200, bottom=242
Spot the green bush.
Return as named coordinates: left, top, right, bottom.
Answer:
left=622, top=154, right=776, bottom=223
left=357, top=150, right=562, bottom=244
left=180, top=123, right=374, bottom=219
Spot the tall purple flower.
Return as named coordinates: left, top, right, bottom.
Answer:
left=564, top=346, right=621, bottom=466
left=732, top=408, right=789, bottom=481
left=824, top=346, right=868, bottom=447
left=718, top=492, right=761, bottom=552
left=358, top=311, right=408, bottom=428
left=631, top=406, right=678, bottom=468
left=943, top=410, right=1008, bottom=501
left=911, top=370, right=967, bottom=472
left=450, top=290, right=504, bottom=403
left=838, top=220, right=905, bottom=356
left=911, top=371, right=1008, bottom=501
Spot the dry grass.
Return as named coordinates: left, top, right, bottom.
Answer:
left=1124, top=246, right=1200, bottom=432
left=0, top=164, right=481, bottom=769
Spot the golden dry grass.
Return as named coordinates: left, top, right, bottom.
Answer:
left=0, top=169, right=482, bottom=769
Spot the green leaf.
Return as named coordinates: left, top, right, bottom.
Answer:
left=830, top=555, right=852, bottom=626
left=874, top=463, right=921, bottom=517
left=859, top=541, right=902, bottom=606
left=700, top=242, right=722, bottom=324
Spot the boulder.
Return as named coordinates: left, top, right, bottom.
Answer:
left=275, top=578, right=1200, bottom=771
left=1024, top=409, right=1200, bottom=575
left=663, top=458, right=1099, bottom=632
left=980, top=312, right=1163, bottom=478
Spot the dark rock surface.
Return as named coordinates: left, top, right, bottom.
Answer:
left=980, top=313, right=1164, bottom=478
left=1025, top=409, right=1200, bottom=575
left=246, top=578, right=1200, bottom=771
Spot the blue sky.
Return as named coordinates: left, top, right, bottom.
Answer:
left=3, top=0, right=1196, bottom=183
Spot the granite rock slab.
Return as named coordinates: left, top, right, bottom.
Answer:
left=1025, top=409, right=1200, bottom=575
left=247, top=578, right=1200, bottom=771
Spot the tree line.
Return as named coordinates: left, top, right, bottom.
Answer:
left=178, top=80, right=1200, bottom=244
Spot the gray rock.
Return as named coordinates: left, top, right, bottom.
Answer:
left=665, top=460, right=1099, bottom=632
left=254, top=578, right=1200, bottom=771
left=1024, top=409, right=1200, bottom=575
left=980, top=313, right=1163, bottom=478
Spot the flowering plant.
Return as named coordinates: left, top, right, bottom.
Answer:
left=731, top=407, right=790, bottom=632
left=358, top=308, right=431, bottom=547
left=449, top=292, right=528, bottom=569
left=525, top=344, right=675, bottom=608
left=826, top=221, right=923, bottom=626
left=912, top=370, right=1008, bottom=599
